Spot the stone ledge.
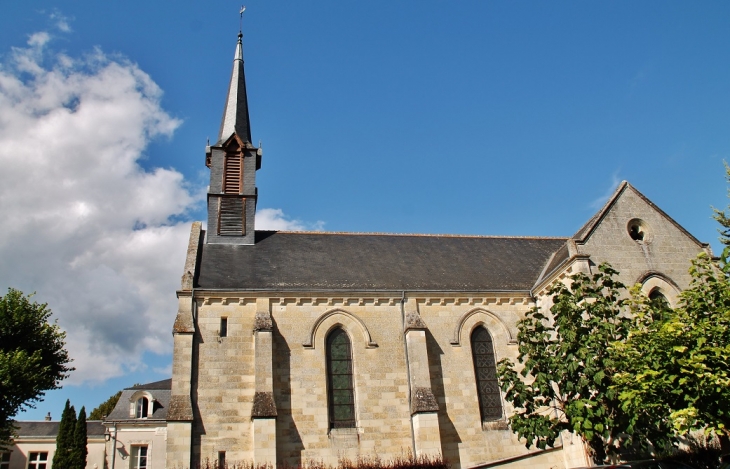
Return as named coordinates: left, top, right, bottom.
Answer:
left=167, top=395, right=194, bottom=421
left=404, top=312, right=428, bottom=332
left=411, top=387, right=439, bottom=414
left=482, top=420, right=509, bottom=431
left=253, top=312, right=273, bottom=332
left=172, top=309, right=194, bottom=334
left=251, top=391, right=277, bottom=418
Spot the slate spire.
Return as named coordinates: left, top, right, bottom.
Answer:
left=218, top=31, right=252, bottom=144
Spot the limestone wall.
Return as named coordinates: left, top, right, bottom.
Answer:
left=191, top=294, right=558, bottom=469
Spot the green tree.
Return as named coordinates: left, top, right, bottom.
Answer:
left=497, top=264, right=641, bottom=463
left=72, top=406, right=87, bottom=469
left=713, top=162, right=730, bottom=245
left=53, top=400, right=76, bottom=469
left=615, top=252, right=730, bottom=453
left=0, top=289, right=73, bottom=446
left=89, top=391, right=122, bottom=420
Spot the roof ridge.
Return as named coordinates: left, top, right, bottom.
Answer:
left=258, top=230, right=569, bottom=240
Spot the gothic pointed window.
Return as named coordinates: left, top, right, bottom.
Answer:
left=471, top=326, right=502, bottom=421
left=327, top=328, right=356, bottom=429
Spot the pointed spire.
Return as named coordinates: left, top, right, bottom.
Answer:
left=218, top=31, right=252, bottom=144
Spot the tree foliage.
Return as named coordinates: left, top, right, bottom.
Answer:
left=53, top=401, right=88, bottom=469
left=89, top=391, right=122, bottom=420
left=72, top=406, right=88, bottom=469
left=498, top=264, right=636, bottom=463
left=615, top=252, right=730, bottom=453
left=713, top=162, right=730, bottom=246
left=53, top=400, right=76, bottom=469
left=0, top=288, right=73, bottom=446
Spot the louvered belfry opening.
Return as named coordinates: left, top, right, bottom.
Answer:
left=471, top=326, right=503, bottom=421
left=218, top=197, right=245, bottom=236
left=223, top=149, right=243, bottom=194
left=218, top=141, right=245, bottom=236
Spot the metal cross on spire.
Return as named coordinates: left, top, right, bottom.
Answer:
left=239, top=6, right=246, bottom=34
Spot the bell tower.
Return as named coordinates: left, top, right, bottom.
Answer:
left=205, top=31, right=262, bottom=245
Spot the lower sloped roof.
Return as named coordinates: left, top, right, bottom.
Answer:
left=196, top=231, right=567, bottom=292
left=14, top=421, right=105, bottom=438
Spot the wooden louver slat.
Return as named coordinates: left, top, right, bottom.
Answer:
left=223, top=154, right=242, bottom=194
left=218, top=197, right=245, bottom=236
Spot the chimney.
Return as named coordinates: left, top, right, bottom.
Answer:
left=45, top=412, right=51, bottom=421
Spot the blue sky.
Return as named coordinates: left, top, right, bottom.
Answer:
left=2, top=1, right=730, bottom=419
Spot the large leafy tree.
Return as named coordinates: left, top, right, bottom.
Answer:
left=0, top=288, right=73, bottom=446
left=498, top=264, right=642, bottom=463
left=89, top=391, right=122, bottom=420
left=615, top=252, right=730, bottom=453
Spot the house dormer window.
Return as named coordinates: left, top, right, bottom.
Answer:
left=136, top=397, right=149, bottom=418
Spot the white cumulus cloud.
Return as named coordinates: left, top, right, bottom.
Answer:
left=0, top=29, right=325, bottom=386
left=0, top=32, right=196, bottom=383
left=256, top=208, right=325, bottom=231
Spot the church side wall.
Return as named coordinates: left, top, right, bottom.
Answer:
left=272, top=301, right=412, bottom=466
left=417, top=299, right=533, bottom=469
left=191, top=295, right=580, bottom=469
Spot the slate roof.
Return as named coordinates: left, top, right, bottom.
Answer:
left=539, top=241, right=571, bottom=284
left=127, top=379, right=171, bottom=391
left=196, top=231, right=568, bottom=292
left=105, top=379, right=171, bottom=422
left=14, top=421, right=105, bottom=438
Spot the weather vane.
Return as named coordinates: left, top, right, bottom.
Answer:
left=239, top=6, right=246, bottom=33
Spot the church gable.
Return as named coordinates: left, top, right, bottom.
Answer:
left=574, top=181, right=709, bottom=290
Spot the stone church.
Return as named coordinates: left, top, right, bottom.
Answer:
left=166, top=31, right=711, bottom=469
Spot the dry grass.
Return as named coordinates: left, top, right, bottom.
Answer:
left=191, top=451, right=449, bottom=469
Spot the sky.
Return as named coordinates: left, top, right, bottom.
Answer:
left=2, top=1, right=730, bottom=420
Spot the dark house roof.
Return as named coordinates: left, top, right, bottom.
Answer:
left=106, top=379, right=171, bottom=422
left=127, top=379, right=171, bottom=391
left=14, top=421, right=105, bottom=438
left=196, top=231, right=568, bottom=292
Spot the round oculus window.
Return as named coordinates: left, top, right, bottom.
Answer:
left=627, top=218, right=651, bottom=243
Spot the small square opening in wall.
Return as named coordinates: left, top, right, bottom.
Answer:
left=220, top=317, right=228, bottom=338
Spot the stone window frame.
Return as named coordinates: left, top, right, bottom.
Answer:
left=129, top=391, right=155, bottom=419
left=637, top=272, right=680, bottom=308
left=130, top=445, right=149, bottom=469
left=451, top=308, right=511, bottom=429
left=326, top=326, right=357, bottom=430
left=0, top=451, right=10, bottom=469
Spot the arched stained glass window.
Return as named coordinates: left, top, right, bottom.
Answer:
left=327, top=328, right=356, bottom=429
left=471, top=326, right=502, bottom=421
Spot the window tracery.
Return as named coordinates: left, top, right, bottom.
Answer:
left=326, top=328, right=356, bottom=429
left=471, top=326, right=502, bottom=421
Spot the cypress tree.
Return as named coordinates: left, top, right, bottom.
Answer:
left=72, top=406, right=87, bottom=469
left=53, top=400, right=76, bottom=469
